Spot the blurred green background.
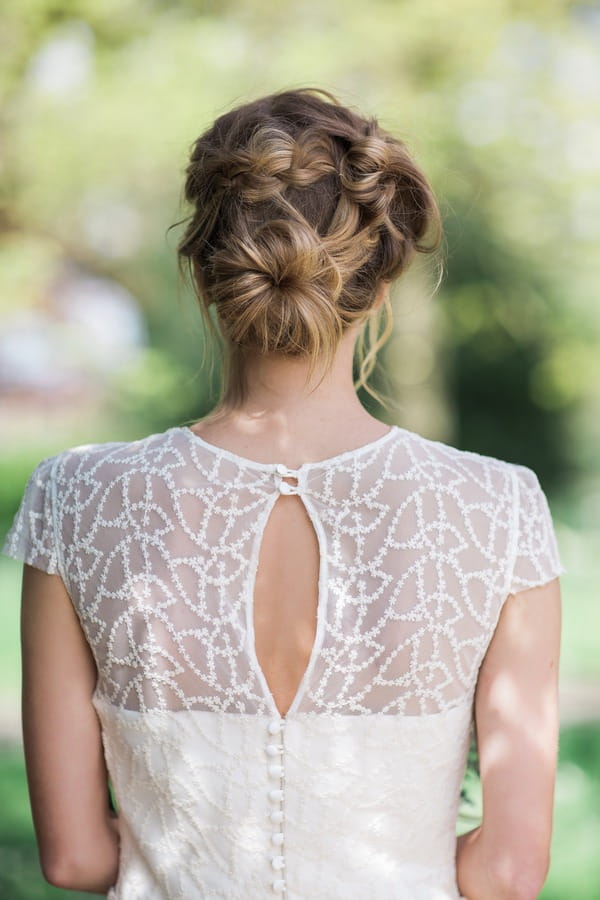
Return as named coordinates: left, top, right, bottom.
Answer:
left=1, top=0, right=599, bottom=897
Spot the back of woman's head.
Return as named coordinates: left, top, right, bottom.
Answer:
left=178, top=87, right=442, bottom=407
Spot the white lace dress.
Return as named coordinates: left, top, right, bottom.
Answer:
left=2, top=424, right=563, bottom=899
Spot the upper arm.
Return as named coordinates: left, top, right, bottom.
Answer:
left=473, top=577, right=562, bottom=881
left=21, top=563, right=118, bottom=885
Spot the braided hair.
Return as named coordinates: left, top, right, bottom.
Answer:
left=178, top=88, right=441, bottom=408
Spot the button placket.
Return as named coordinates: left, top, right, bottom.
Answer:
left=266, top=718, right=286, bottom=893
left=265, top=462, right=303, bottom=893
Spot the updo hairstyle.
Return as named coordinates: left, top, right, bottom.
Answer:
left=178, top=88, right=442, bottom=409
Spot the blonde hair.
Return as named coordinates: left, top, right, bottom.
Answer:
left=177, top=88, right=442, bottom=414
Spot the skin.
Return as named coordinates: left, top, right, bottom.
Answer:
left=455, top=578, right=562, bottom=900
left=21, top=282, right=561, bottom=896
left=21, top=564, right=120, bottom=892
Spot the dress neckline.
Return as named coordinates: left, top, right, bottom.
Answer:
left=177, top=424, right=399, bottom=471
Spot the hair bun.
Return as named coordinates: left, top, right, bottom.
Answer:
left=209, top=218, right=343, bottom=354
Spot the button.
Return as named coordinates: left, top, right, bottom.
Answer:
left=266, top=744, right=282, bottom=757
left=271, top=855, right=285, bottom=870
left=268, top=720, right=282, bottom=735
left=268, top=763, right=284, bottom=779
left=276, top=463, right=298, bottom=477
left=270, top=810, right=284, bottom=824
left=271, top=832, right=284, bottom=846
left=278, top=481, right=298, bottom=495
left=268, top=789, right=284, bottom=803
left=272, top=879, right=286, bottom=893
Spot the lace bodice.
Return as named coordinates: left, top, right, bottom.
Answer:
left=3, top=424, right=563, bottom=899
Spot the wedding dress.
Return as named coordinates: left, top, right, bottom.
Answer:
left=3, top=424, right=563, bottom=898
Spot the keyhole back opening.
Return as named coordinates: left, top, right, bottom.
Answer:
left=251, top=480, right=321, bottom=718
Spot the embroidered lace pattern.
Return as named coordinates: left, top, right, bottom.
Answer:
left=3, top=425, right=563, bottom=718
left=2, top=425, right=564, bottom=899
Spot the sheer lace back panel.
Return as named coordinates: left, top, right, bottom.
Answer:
left=4, top=425, right=563, bottom=719
left=251, top=465, right=320, bottom=718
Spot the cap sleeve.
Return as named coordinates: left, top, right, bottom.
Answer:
left=1, top=455, right=61, bottom=575
left=508, top=464, right=565, bottom=595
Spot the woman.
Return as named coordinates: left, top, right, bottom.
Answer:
left=3, top=88, right=563, bottom=899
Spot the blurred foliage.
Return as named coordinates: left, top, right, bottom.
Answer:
left=0, top=0, right=598, bottom=515
left=543, top=721, right=600, bottom=899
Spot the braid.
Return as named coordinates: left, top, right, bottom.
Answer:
left=177, top=87, right=441, bottom=405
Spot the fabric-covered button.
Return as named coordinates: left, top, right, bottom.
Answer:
left=265, top=744, right=281, bottom=757
left=268, top=789, right=284, bottom=803
left=275, top=463, right=300, bottom=477
left=270, top=810, right=284, bottom=824
left=272, top=878, right=286, bottom=893
left=271, top=832, right=284, bottom=846
left=271, top=855, right=285, bottom=870
left=268, top=764, right=284, bottom=779
left=268, top=720, right=282, bottom=735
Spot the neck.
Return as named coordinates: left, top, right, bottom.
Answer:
left=200, top=326, right=385, bottom=446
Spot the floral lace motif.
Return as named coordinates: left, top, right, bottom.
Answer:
left=2, top=425, right=563, bottom=898
left=3, top=425, right=563, bottom=717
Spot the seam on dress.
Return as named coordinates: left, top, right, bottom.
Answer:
left=505, top=464, right=522, bottom=601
